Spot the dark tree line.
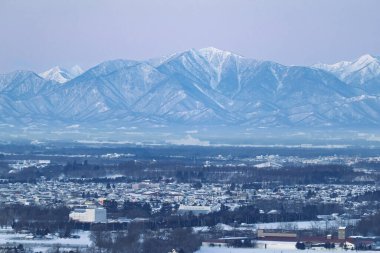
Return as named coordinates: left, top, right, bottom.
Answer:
left=356, top=211, right=380, bottom=236
left=0, top=205, right=75, bottom=237
left=101, top=199, right=152, bottom=219
left=354, top=190, right=380, bottom=202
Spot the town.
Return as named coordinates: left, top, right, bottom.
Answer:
left=0, top=143, right=379, bottom=252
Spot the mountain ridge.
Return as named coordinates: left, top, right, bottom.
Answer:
left=1, top=48, right=380, bottom=128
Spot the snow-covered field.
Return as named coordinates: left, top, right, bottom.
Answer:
left=0, top=229, right=91, bottom=250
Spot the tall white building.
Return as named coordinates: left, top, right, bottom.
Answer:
left=69, top=207, right=107, bottom=223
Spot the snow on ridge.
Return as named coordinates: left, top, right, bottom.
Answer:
left=313, top=54, right=380, bottom=85
left=199, top=47, right=243, bottom=61
left=39, top=65, right=84, bottom=84
left=357, top=54, right=379, bottom=64
left=345, top=95, right=378, bottom=102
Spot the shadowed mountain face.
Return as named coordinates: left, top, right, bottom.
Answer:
left=1, top=48, right=380, bottom=128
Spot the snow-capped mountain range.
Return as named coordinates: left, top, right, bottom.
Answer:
left=1, top=47, right=380, bottom=128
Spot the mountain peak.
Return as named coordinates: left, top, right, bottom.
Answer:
left=39, top=65, right=83, bottom=84
left=200, top=47, right=230, bottom=54
left=357, top=54, right=379, bottom=64
left=199, top=47, right=242, bottom=58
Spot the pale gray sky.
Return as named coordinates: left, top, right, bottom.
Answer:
left=0, top=0, right=379, bottom=73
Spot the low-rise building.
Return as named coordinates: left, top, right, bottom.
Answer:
left=69, top=207, right=107, bottom=223
left=177, top=205, right=211, bottom=216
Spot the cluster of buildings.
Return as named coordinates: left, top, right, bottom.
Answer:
left=202, top=226, right=380, bottom=251
left=0, top=179, right=378, bottom=221
left=255, top=226, right=380, bottom=250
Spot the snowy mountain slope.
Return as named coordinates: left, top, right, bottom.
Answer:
left=2, top=48, right=380, bottom=128
left=34, top=59, right=236, bottom=124
left=359, top=75, right=380, bottom=95
left=37, top=62, right=159, bottom=121
left=0, top=70, right=57, bottom=99
left=39, top=65, right=84, bottom=83
left=159, top=51, right=365, bottom=126
left=314, top=54, right=380, bottom=86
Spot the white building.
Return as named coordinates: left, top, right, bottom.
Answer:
left=338, top=226, right=347, bottom=240
left=69, top=207, right=107, bottom=223
left=177, top=205, right=211, bottom=216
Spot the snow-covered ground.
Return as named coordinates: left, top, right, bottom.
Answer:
left=0, top=229, right=91, bottom=249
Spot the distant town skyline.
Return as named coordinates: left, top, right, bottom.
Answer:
left=0, top=0, right=379, bottom=73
